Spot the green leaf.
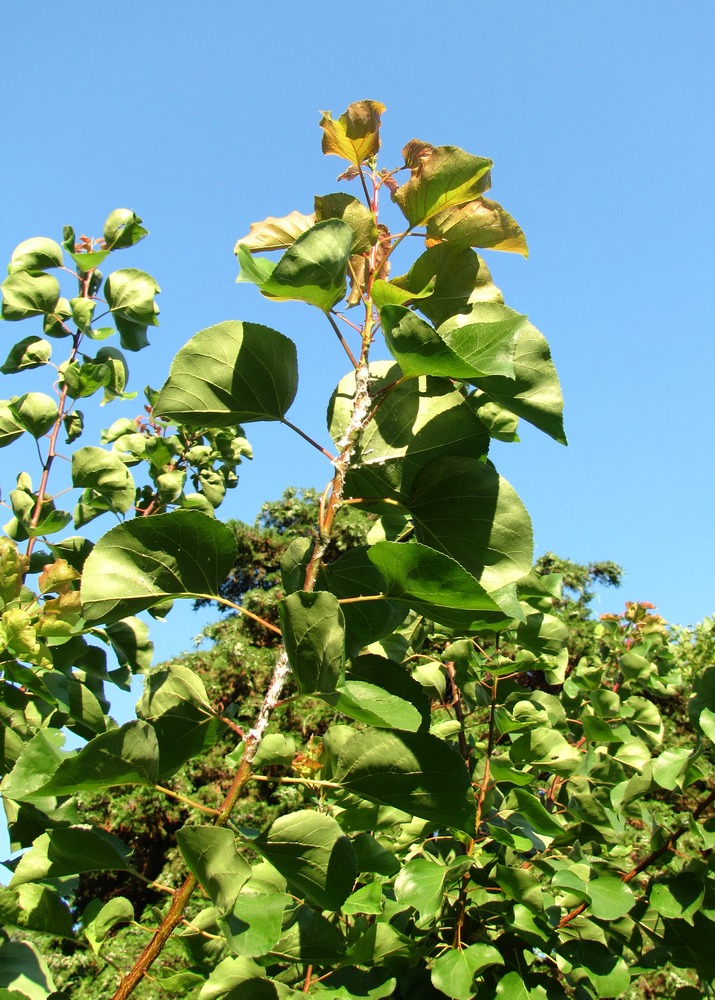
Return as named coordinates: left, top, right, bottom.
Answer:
left=367, top=541, right=520, bottom=630
left=394, top=857, right=446, bottom=918
left=341, top=882, right=384, bottom=915
left=0, top=940, right=57, bottom=999
left=391, top=245, right=503, bottom=327
left=219, top=892, right=290, bottom=958
left=426, top=197, right=528, bottom=256
left=137, top=664, right=226, bottom=776
left=649, top=872, right=705, bottom=923
left=314, top=193, right=378, bottom=254
left=494, top=972, right=530, bottom=1000
left=381, top=303, right=523, bottom=380
left=0, top=730, right=66, bottom=803
left=177, top=826, right=252, bottom=914
left=431, top=944, right=503, bottom=1000
left=80, top=510, right=237, bottom=624
left=254, top=810, right=357, bottom=910
left=494, top=865, right=544, bottom=911
left=279, top=591, right=345, bottom=695
left=2, top=271, right=61, bottom=321
left=237, top=220, right=353, bottom=311
left=0, top=402, right=25, bottom=447
left=689, top=665, right=715, bottom=731
left=509, top=729, right=582, bottom=776
left=104, top=268, right=160, bottom=351
left=587, top=876, right=635, bottom=920
left=320, top=100, right=386, bottom=165
left=394, top=140, right=493, bottom=226
left=10, top=393, right=58, bottom=438
left=555, top=940, right=630, bottom=998
left=1, top=337, right=52, bottom=374
left=67, top=249, right=109, bottom=272
left=81, top=896, right=134, bottom=953
left=335, top=728, right=476, bottom=834
left=0, top=883, right=73, bottom=938
left=8, top=237, right=63, bottom=273
left=323, top=654, right=430, bottom=731
left=409, top=456, right=533, bottom=591
left=9, top=826, right=133, bottom=887
left=71, top=446, right=136, bottom=525
left=35, top=721, right=160, bottom=795
left=252, top=734, right=297, bottom=768
left=234, top=210, right=317, bottom=253
left=329, top=362, right=490, bottom=504
left=153, top=320, right=298, bottom=426
left=371, top=276, right=436, bottom=309
left=475, top=320, right=567, bottom=445
left=103, top=208, right=148, bottom=250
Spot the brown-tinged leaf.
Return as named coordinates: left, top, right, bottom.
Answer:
left=38, top=559, right=81, bottom=595
left=0, top=537, right=27, bottom=605
left=394, top=141, right=493, bottom=226
left=233, top=211, right=317, bottom=254
left=320, top=100, right=386, bottom=165
left=425, top=197, right=528, bottom=256
left=346, top=225, right=391, bottom=306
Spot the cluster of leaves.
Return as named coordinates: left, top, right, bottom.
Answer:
left=0, top=100, right=713, bottom=1000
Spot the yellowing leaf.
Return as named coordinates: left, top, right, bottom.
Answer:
left=425, top=197, right=528, bottom=256
left=233, top=211, right=317, bottom=254
left=320, top=100, right=386, bottom=165
left=394, top=141, right=493, bottom=226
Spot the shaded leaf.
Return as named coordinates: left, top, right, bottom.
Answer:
left=431, top=944, right=503, bottom=1000
left=279, top=591, right=345, bottom=695
left=315, top=193, right=378, bottom=254
left=177, top=826, right=252, bottom=914
left=335, top=728, right=476, bottom=834
left=9, top=826, right=133, bottom=887
left=1, top=337, right=52, bottom=375
left=255, top=810, right=357, bottom=910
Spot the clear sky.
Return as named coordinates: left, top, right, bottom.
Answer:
left=1, top=0, right=714, bottom=674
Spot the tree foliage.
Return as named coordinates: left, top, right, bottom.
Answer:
left=0, top=102, right=713, bottom=1000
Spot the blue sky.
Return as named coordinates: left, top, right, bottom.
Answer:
left=1, top=0, right=714, bottom=675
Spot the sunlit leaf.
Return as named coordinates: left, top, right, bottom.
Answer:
left=153, top=320, right=298, bottom=426
left=9, top=826, right=133, bottom=887
left=1, top=271, right=61, bottom=321
left=426, top=197, right=528, bottom=255
left=394, top=141, right=492, bottom=226
left=279, top=591, right=345, bottom=694
left=320, top=100, right=386, bottom=165
left=177, top=826, right=252, bottom=914
left=80, top=510, right=237, bottom=624
left=431, top=943, right=503, bottom=999
left=315, top=193, right=378, bottom=254
left=234, top=210, right=317, bottom=253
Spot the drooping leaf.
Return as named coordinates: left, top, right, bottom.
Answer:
left=10, top=392, right=59, bottom=438
left=335, top=728, right=476, bottom=834
left=279, top=591, right=345, bottom=694
left=0, top=402, right=25, bottom=447
left=153, top=320, right=298, bottom=426
left=408, top=456, right=533, bottom=591
left=475, top=320, right=567, bottom=444
left=177, top=826, right=252, bottom=914
left=371, top=276, right=436, bottom=309
left=254, top=810, right=357, bottom=910
left=80, top=510, right=237, bottom=624
left=137, top=664, right=225, bottom=776
left=426, top=197, right=528, bottom=256
left=1, top=337, right=52, bottom=375
left=8, top=237, right=64, bottom=273
left=9, top=826, right=133, bottom=887
left=71, top=446, right=136, bottom=526
left=394, top=140, right=492, bottom=226
left=0, top=730, right=66, bottom=803
left=234, top=210, right=317, bottom=253
left=103, top=208, right=148, bottom=250
left=237, top=220, right=353, bottom=311
left=320, top=100, right=386, bottom=165
left=81, top=896, right=134, bottom=953
left=104, top=268, right=160, bottom=351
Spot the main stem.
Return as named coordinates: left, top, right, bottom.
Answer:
left=112, top=222, right=379, bottom=1000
